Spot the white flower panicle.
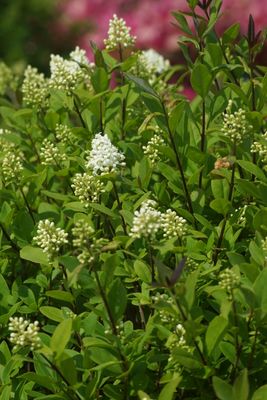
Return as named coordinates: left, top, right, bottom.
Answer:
left=55, top=123, right=73, bottom=143
left=104, top=14, right=136, bottom=51
left=219, top=268, right=240, bottom=292
left=1, top=149, right=23, bottom=182
left=222, top=100, right=253, bottom=143
left=251, top=131, right=267, bottom=168
left=49, top=47, right=92, bottom=94
left=9, top=317, right=41, bottom=350
left=72, top=172, right=105, bottom=206
left=152, top=292, right=176, bottom=324
left=22, top=65, right=49, bottom=109
left=130, top=200, right=162, bottom=239
left=143, top=133, right=164, bottom=165
left=86, top=133, right=125, bottom=175
left=161, top=209, right=187, bottom=239
left=72, top=219, right=94, bottom=248
left=0, top=62, right=16, bottom=95
left=40, top=138, right=67, bottom=166
left=140, top=49, right=170, bottom=75
left=33, top=219, right=68, bottom=260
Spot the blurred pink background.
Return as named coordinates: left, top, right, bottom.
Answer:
left=58, top=0, right=267, bottom=58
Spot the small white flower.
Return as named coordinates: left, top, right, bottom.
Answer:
left=221, top=100, right=253, bottom=143
left=143, top=133, right=164, bottom=165
left=86, top=133, right=125, bottom=175
left=161, top=209, right=187, bottom=239
left=140, top=49, right=170, bottom=74
left=55, top=123, right=72, bottom=143
left=33, top=219, right=68, bottom=260
left=40, top=138, right=66, bottom=166
left=72, top=220, right=94, bottom=248
left=72, top=172, right=105, bottom=206
left=8, top=317, right=41, bottom=351
left=130, top=200, right=162, bottom=239
left=22, top=65, right=49, bottom=109
left=104, top=14, right=136, bottom=51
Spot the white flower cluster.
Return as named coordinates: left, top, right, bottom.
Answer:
left=9, top=317, right=41, bottom=351
left=0, top=140, right=24, bottom=183
left=161, top=209, right=187, bottom=239
left=152, top=292, right=176, bottom=324
left=22, top=65, right=49, bottom=109
left=72, top=219, right=107, bottom=265
left=55, top=123, right=73, bottom=143
left=130, top=200, right=162, bottom=239
left=167, top=323, right=191, bottom=364
left=40, top=138, right=67, bottom=166
left=33, top=219, right=68, bottom=260
left=86, top=133, right=125, bottom=175
left=72, top=219, right=94, bottom=248
left=251, top=131, right=267, bottom=168
left=222, top=100, right=253, bottom=143
left=72, top=172, right=105, bottom=206
left=219, top=268, right=240, bottom=293
left=130, top=201, right=187, bottom=240
left=0, top=61, right=16, bottom=95
left=49, top=47, right=92, bottom=94
left=143, top=133, right=164, bottom=165
left=104, top=14, right=136, bottom=51
left=139, top=49, right=170, bottom=75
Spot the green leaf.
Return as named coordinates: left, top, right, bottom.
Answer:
left=20, top=246, right=50, bottom=265
left=172, top=349, right=202, bottom=369
left=125, top=73, right=159, bottom=97
left=210, top=198, right=231, bottom=216
left=91, top=67, right=110, bottom=93
left=253, top=268, right=267, bottom=312
left=253, top=209, right=267, bottom=234
left=237, top=160, right=267, bottom=182
left=249, top=241, right=265, bottom=266
left=134, top=260, right=151, bottom=284
left=252, top=385, right=267, bottom=400
left=19, top=372, right=56, bottom=391
left=190, top=64, right=213, bottom=98
left=107, top=278, right=127, bottom=322
left=39, top=306, right=65, bottom=322
left=206, top=316, right=228, bottom=356
left=213, top=376, right=233, bottom=400
left=89, top=202, right=117, bottom=218
left=222, top=23, right=240, bottom=44
left=50, top=319, right=72, bottom=358
left=45, top=290, right=74, bottom=304
left=184, top=270, right=199, bottom=310
left=233, top=369, right=249, bottom=400
left=159, top=374, right=181, bottom=400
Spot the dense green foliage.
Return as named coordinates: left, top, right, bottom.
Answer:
left=0, top=1, right=267, bottom=399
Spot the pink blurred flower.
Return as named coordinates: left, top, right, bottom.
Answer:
left=58, top=0, right=267, bottom=58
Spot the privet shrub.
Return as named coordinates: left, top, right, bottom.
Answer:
left=0, top=1, right=267, bottom=399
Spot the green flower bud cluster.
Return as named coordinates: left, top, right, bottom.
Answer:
left=22, top=65, right=49, bottom=109
left=0, top=61, right=17, bottom=95
left=71, top=172, right=105, bottom=207
left=104, top=14, right=136, bottom=51
left=72, top=219, right=107, bottom=265
left=33, top=219, right=68, bottom=260
left=143, top=133, right=164, bottom=165
left=0, top=138, right=24, bottom=184
left=40, top=138, right=67, bottom=166
left=251, top=131, right=267, bottom=169
left=222, top=100, right=253, bottom=143
left=55, top=123, right=73, bottom=143
left=9, top=317, right=41, bottom=351
left=219, top=268, right=240, bottom=293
